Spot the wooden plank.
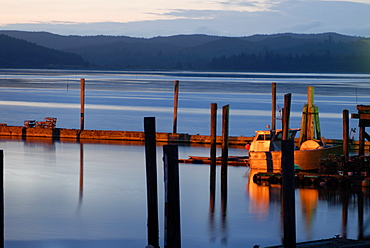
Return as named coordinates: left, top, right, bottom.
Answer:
left=359, top=113, right=370, bottom=120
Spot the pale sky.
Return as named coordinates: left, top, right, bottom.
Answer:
left=0, top=0, right=369, bottom=38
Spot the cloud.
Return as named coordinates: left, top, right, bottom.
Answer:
left=0, top=0, right=369, bottom=38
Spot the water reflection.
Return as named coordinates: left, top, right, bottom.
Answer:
left=247, top=169, right=370, bottom=244
left=79, top=142, right=84, bottom=211
left=4, top=137, right=370, bottom=247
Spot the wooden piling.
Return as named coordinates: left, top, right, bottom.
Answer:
left=282, top=94, right=291, bottom=140
left=210, top=103, right=217, bottom=213
left=0, top=150, right=3, bottom=248
left=163, top=145, right=181, bottom=248
left=144, top=117, right=159, bottom=248
left=221, top=104, right=229, bottom=212
left=272, top=82, right=276, bottom=130
left=173, top=80, right=179, bottom=134
left=281, top=93, right=296, bottom=247
left=281, top=140, right=296, bottom=248
left=343, top=109, right=349, bottom=156
left=80, top=78, right=85, bottom=131
left=359, top=126, right=365, bottom=156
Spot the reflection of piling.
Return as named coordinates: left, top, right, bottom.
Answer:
left=79, top=142, right=84, bottom=202
left=80, top=78, right=85, bottom=131
left=272, top=82, right=276, bottom=130
left=221, top=105, right=229, bottom=212
left=173, top=80, right=179, bottom=134
left=163, top=145, right=181, bottom=248
left=144, top=117, right=159, bottom=248
left=342, top=190, right=349, bottom=239
left=1, top=150, right=3, bottom=248
left=343, top=109, right=349, bottom=156
left=210, top=103, right=217, bottom=213
left=358, top=191, right=364, bottom=240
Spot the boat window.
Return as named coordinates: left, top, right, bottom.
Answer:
left=257, top=134, right=272, bottom=140
left=275, top=131, right=297, bottom=140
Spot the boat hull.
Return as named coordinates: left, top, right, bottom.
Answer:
left=248, top=145, right=343, bottom=171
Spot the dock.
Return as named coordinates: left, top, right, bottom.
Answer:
left=0, top=125, right=367, bottom=149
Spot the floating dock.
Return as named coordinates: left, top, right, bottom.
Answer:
left=179, top=156, right=248, bottom=166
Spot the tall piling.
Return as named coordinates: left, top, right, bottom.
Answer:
left=343, top=109, right=349, bottom=156
left=163, top=145, right=181, bottom=248
left=221, top=104, right=229, bottom=212
left=281, top=93, right=296, bottom=248
left=272, top=82, right=276, bottom=130
left=281, top=140, right=296, bottom=248
left=210, top=103, right=217, bottom=213
left=173, top=80, right=179, bottom=134
left=80, top=78, right=85, bottom=131
left=282, top=94, right=291, bottom=140
left=144, top=117, right=159, bottom=248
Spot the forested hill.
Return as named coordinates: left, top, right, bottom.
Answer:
left=0, top=34, right=88, bottom=68
left=1, top=30, right=369, bottom=73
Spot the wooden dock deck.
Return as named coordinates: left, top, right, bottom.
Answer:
left=0, top=125, right=366, bottom=149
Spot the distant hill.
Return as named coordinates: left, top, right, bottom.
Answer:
left=0, top=34, right=88, bottom=68
left=0, top=30, right=369, bottom=72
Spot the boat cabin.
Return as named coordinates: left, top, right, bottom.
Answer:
left=249, top=129, right=300, bottom=152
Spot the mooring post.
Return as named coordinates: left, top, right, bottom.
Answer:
left=272, top=82, right=276, bottom=130
left=163, top=145, right=181, bottom=248
left=281, top=140, right=296, bottom=248
left=221, top=104, right=229, bottom=212
left=281, top=93, right=296, bottom=247
left=210, top=103, right=217, bottom=213
left=0, top=150, right=3, bottom=248
left=173, top=80, right=179, bottom=134
left=80, top=78, right=85, bottom=131
left=144, top=117, right=159, bottom=248
left=343, top=109, right=349, bottom=156
left=282, top=94, right=291, bottom=140
left=359, top=126, right=365, bottom=156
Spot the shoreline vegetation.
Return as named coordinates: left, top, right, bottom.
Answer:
left=0, top=31, right=369, bottom=73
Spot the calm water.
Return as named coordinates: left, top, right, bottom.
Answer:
left=1, top=69, right=370, bottom=247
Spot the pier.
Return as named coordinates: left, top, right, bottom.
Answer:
left=0, top=124, right=366, bottom=149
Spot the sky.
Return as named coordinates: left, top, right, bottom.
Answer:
left=0, top=0, right=369, bottom=38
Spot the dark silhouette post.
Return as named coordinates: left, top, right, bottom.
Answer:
left=281, top=140, right=296, bottom=248
left=221, top=104, right=229, bottom=212
left=281, top=93, right=296, bottom=248
left=272, top=82, right=276, bottom=130
left=173, top=80, right=179, bottom=134
left=144, top=117, right=159, bottom=248
left=282, top=93, right=291, bottom=140
left=210, top=103, right=217, bottom=213
left=80, top=78, right=85, bottom=131
left=163, top=145, right=181, bottom=248
left=343, top=109, right=349, bottom=156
